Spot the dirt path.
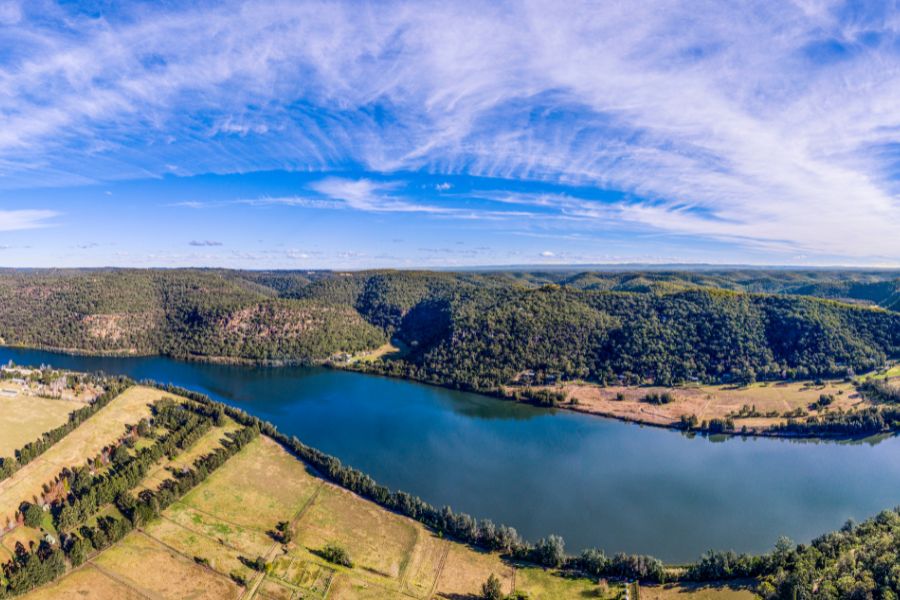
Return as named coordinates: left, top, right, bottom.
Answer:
left=425, top=540, right=451, bottom=600
left=88, top=559, right=161, bottom=600
left=241, top=480, right=325, bottom=600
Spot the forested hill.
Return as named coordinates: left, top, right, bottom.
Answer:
left=0, top=269, right=386, bottom=361
left=0, top=269, right=897, bottom=385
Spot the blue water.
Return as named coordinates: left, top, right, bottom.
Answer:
left=3, top=346, right=899, bottom=563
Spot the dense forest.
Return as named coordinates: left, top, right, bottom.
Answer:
left=0, top=269, right=897, bottom=388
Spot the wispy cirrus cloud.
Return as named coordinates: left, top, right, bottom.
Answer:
left=0, top=1, right=899, bottom=262
left=0, top=209, right=57, bottom=231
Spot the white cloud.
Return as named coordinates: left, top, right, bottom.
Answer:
left=540, top=250, right=555, bottom=257
left=310, top=177, right=452, bottom=213
left=0, top=209, right=57, bottom=231
left=0, top=1, right=899, bottom=261
left=0, top=1, right=21, bottom=26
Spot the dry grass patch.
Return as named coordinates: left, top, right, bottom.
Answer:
left=639, top=582, right=758, bottom=600
left=327, top=573, right=400, bottom=599
left=257, top=577, right=297, bottom=600
left=294, top=483, right=418, bottom=582
left=516, top=567, right=613, bottom=599
left=267, top=549, right=334, bottom=597
left=0, top=393, right=81, bottom=457
left=178, top=436, right=320, bottom=530
left=0, top=525, right=43, bottom=558
left=20, top=563, right=146, bottom=600
left=163, top=503, right=272, bottom=557
left=0, top=386, right=165, bottom=520
left=143, top=517, right=253, bottom=581
left=551, top=379, right=861, bottom=431
left=434, top=544, right=514, bottom=599
left=401, top=530, right=447, bottom=598
left=91, top=531, right=242, bottom=600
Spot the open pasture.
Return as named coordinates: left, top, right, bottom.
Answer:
left=19, top=564, right=146, bottom=600
left=90, top=531, right=242, bottom=600
left=433, top=543, right=515, bottom=599
left=0, top=386, right=162, bottom=521
left=163, top=502, right=273, bottom=557
left=514, top=566, right=614, bottom=599
left=143, top=517, right=255, bottom=583
left=177, top=435, right=321, bottom=530
left=0, top=392, right=81, bottom=457
left=293, top=483, right=419, bottom=582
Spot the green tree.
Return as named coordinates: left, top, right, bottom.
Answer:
left=22, top=503, right=43, bottom=529
left=481, top=573, right=503, bottom=600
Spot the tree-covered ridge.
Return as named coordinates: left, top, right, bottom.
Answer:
left=383, top=286, right=900, bottom=390
left=0, top=269, right=896, bottom=380
left=0, top=270, right=384, bottom=361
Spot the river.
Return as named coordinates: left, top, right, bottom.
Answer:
left=3, top=346, right=899, bottom=563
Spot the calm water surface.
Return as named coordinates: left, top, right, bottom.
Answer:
left=3, top=346, right=899, bottom=563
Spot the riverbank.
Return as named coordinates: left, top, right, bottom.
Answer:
left=3, top=342, right=896, bottom=441
left=339, top=359, right=899, bottom=440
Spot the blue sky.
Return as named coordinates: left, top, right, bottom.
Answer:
left=0, top=0, right=898, bottom=268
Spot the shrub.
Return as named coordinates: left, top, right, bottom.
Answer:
left=321, top=543, right=353, bottom=568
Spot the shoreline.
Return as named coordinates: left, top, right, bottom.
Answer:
left=1, top=343, right=894, bottom=443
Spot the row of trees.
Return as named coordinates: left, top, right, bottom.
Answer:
left=52, top=402, right=215, bottom=532
left=858, top=379, right=900, bottom=404
left=0, top=393, right=258, bottom=598
left=0, top=378, right=131, bottom=480
left=770, top=406, right=900, bottom=437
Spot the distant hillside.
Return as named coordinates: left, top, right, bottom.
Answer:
left=0, top=269, right=896, bottom=383
left=0, top=270, right=384, bottom=361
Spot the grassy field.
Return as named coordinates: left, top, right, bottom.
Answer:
left=0, top=390, right=82, bottom=457
left=0, top=521, right=43, bottom=559
left=19, top=564, right=147, bottom=600
left=136, top=417, right=244, bottom=492
left=176, top=434, right=322, bottom=530
left=433, top=542, right=515, bottom=598
left=20, top=435, right=625, bottom=599
left=349, top=339, right=409, bottom=364
left=639, top=582, right=758, bottom=599
left=91, top=531, right=242, bottom=599
left=12, top=404, right=754, bottom=599
left=0, top=386, right=165, bottom=522
left=544, top=378, right=864, bottom=432
left=861, top=364, right=900, bottom=381
left=515, top=566, right=610, bottom=599
left=294, top=483, right=420, bottom=580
